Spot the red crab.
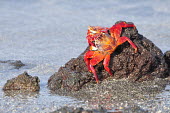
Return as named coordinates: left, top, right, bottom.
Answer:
left=84, top=22, right=138, bottom=83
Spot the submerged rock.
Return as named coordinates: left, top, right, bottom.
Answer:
left=48, top=21, right=169, bottom=92
left=51, top=106, right=106, bottom=113
left=3, top=72, right=40, bottom=92
left=51, top=106, right=109, bottom=113
left=0, top=60, right=25, bottom=69
left=51, top=105, right=148, bottom=113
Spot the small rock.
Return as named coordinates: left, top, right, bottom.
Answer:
left=3, top=72, right=40, bottom=92
left=0, top=60, right=25, bottom=69
left=51, top=106, right=148, bottom=113
left=123, top=105, right=148, bottom=113
left=51, top=106, right=107, bottom=113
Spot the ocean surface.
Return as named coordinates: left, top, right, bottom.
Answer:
left=0, top=0, right=170, bottom=112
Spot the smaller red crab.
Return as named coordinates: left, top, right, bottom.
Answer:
left=84, top=22, right=138, bottom=83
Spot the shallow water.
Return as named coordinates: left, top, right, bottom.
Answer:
left=0, top=0, right=170, bottom=112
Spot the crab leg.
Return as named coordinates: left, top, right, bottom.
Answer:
left=89, top=65, right=99, bottom=83
left=117, top=36, right=137, bottom=53
left=84, top=51, right=105, bottom=83
left=110, top=22, right=136, bottom=39
left=103, top=54, right=113, bottom=76
left=117, top=22, right=136, bottom=29
left=84, top=51, right=93, bottom=72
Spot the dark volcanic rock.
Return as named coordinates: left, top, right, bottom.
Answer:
left=164, top=50, right=170, bottom=68
left=50, top=78, right=168, bottom=110
left=164, top=50, right=170, bottom=76
left=51, top=106, right=109, bottom=113
left=51, top=105, right=148, bottom=113
left=0, top=60, right=25, bottom=69
left=48, top=21, right=169, bottom=92
left=3, top=72, right=40, bottom=92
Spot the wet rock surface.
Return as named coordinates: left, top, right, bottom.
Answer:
left=51, top=106, right=107, bottom=113
left=0, top=60, right=25, bottom=69
left=48, top=21, right=169, bottom=92
left=51, top=105, right=148, bottom=113
left=3, top=72, right=40, bottom=92
left=50, top=78, right=169, bottom=110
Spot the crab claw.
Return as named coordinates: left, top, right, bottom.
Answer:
left=84, top=50, right=113, bottom=83
left=84, top=51, right=105, bottom=83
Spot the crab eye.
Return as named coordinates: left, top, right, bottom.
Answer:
left=92, top=41, right=95, bottom=43
left=107, top=30, right=111, bottom=35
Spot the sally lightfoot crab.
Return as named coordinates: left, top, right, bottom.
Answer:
left=84, top=22, right=138, bottom=83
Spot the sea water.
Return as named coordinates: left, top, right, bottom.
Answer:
left=0, top=0, right=170, bottom=112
